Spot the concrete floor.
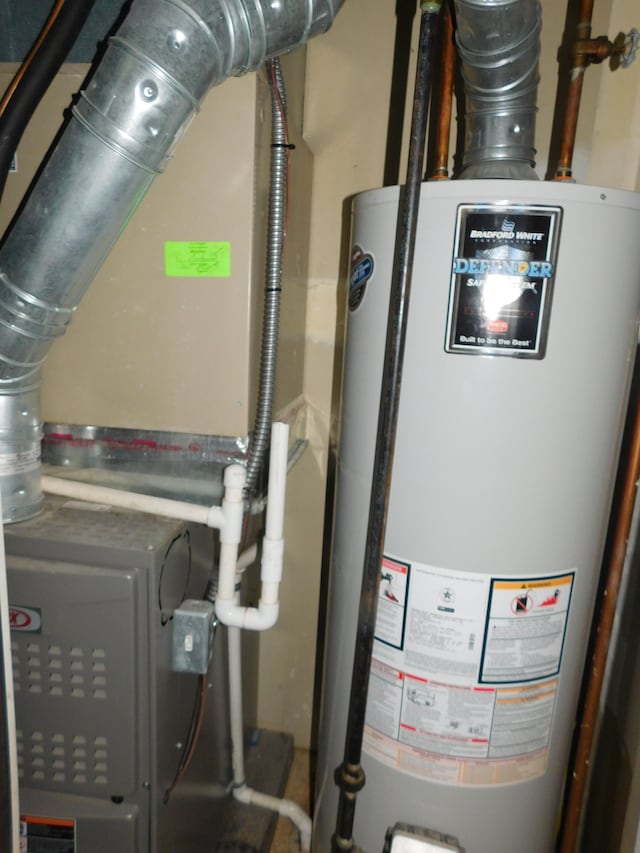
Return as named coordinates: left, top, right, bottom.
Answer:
left=270, top=749, right=311, bottom=852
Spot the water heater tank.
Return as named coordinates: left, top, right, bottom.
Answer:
left=314, top=180, right=640, bottom=853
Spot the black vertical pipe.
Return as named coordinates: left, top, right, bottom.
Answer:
left=383, top=0, right=417, bottom=187
left=332, top=4, right=442, bottom=851
left=0, top=0, right=98, bottom=207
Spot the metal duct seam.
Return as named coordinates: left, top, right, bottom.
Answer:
left=454, top=0, right=542, bottom=179
left=0, top=0, right=344, bottom=523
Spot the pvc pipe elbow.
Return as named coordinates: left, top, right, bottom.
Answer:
left=232, top=783, right=252, bottom=805
left=231, top=785, right=311, bottom=851
left=215, top=599, right=279, bottom=631
left=206, top=505, right=225, bottom=529
left=215, top=597, right=239, bottom=627
left=245, top=601, right=279, bottom=631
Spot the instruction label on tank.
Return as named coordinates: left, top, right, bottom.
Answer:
left=445, top=204, right=562, bottom=358
left=480, top=574, right=574, bottom=683
left=375, top=556, right=411, bottom=648
left=363, top=559, right=574, bottom=786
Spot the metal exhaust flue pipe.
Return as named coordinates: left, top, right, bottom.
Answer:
left=454, top=0, right=542, bottom=179
left=0, top=0, right=344, bottom=523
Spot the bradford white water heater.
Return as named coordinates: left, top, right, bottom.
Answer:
left=314, top=180, right=640, bottom=852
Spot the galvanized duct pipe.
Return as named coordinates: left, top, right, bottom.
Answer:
left=454, top=0, right=542, bottom=179
left=0, top=0, right=344, bottom=523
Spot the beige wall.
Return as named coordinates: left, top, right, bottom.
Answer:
left=588, top=0, right=640, bottom=190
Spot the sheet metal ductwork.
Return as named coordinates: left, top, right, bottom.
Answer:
left=454, top=0, right=541, bottom=179
left=0, top=0, right=343, bottom=523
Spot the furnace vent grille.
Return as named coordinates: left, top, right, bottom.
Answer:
left=11, top=639, right=109, bottom=700
left=16, top=729, right=110, bottom=787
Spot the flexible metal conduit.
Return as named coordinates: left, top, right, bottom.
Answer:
left=244, top=58, right=288, bottom=500
left=454, top=0, right=542, bottom=179
left=0, top=0, right=344, bottom=523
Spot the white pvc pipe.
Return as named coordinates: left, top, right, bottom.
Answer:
left=227, top=622, right=311, bottom=850
left=233, top=784, right=312, bottom=851
left=41, top=474, right=226, bottom=529
left=215, top=422, right=289, bottom=631
left=265, top=421, right=289, bottom=540
left=0, top=493, right=20, bottom=852
left=228, top=624, right=247, bottom=785
left=217, top=465, right=247, bottom=602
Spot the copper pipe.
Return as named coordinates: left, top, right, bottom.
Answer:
left=558, top=386, right=640, bottom=852
left=0, top=0, right=66, bottom=118
left=430, top=3, right=455, bottom=179
left=554, top=0, right=616, bottom=179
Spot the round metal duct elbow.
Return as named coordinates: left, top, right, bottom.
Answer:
left=454, top=0, right=542, bottom=179
left=0, top=0, right=344, bottom=522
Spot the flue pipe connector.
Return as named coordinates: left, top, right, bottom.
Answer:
left=454, top=0, right=542, bottom=179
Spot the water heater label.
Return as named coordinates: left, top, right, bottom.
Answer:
left=364, top=560, right=574, bottom=787
left=445, top=204, right=562, bottom=358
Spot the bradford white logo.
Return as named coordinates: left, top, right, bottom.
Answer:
left=468, top=223, right=546, bottom=242
left=9, top=606, right=42, bottom=632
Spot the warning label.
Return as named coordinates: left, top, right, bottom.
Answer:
left=375, top=556, right=410, bottom=649
left=481, top=575, right=574, bottom=683
left=20, top=816, right=75, bottom=852
left=364, top=559, right=573, bottom=786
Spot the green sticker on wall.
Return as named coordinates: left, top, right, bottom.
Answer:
left=164, top=241, right=231, bottom=277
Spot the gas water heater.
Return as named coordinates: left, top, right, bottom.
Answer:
left=314, top=179, right=640, bottom=852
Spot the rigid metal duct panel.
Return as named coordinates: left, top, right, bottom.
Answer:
left=313, top=180, right=640, bottom=853
left=0, top=0, right=344, bottom=522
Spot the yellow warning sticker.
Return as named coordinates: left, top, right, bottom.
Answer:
left=481, top=572, right=574, bottom=683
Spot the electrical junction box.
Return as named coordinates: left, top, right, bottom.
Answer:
left=172, top=599, right=217, bottom=675
left=5, top=496, right=231, bottom=853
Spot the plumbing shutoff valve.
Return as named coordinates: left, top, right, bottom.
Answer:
left=172, top=600, right=217, bottom=674
left=383, top=824, right=465, bottom=853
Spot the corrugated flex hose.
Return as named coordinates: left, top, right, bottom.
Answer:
left=244, top=57, right=289, bottom=499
